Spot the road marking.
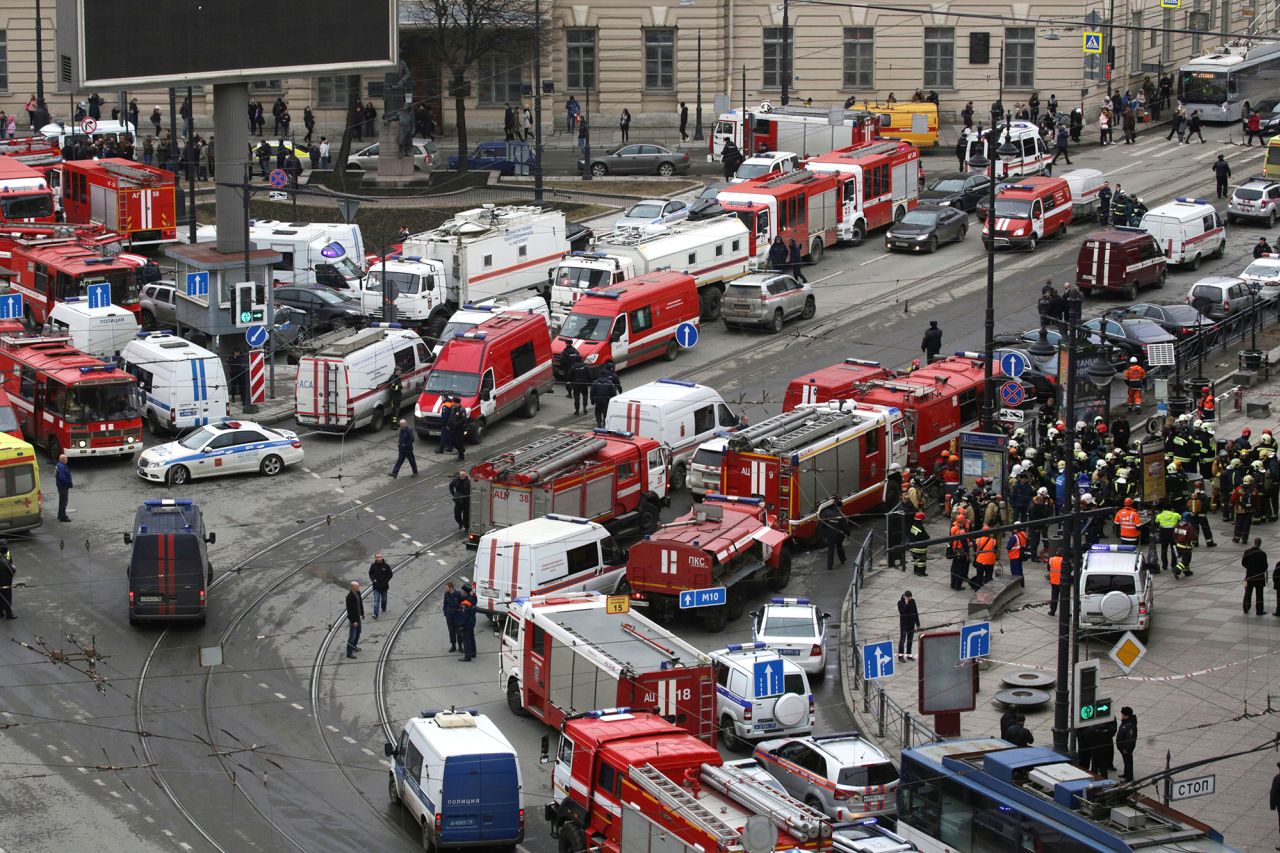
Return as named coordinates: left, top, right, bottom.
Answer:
left=325, top=724, right=340, bottom=733
left=109, top=791, right=122, bottom=799
left=380, top=759, right=392, bottom=769
left=375, top=515, right=386, bottom=521
left=427, top=551, right=436, bottom=557
left=859, top=253, right=890, bottom=266
left=310, top=472, right=321, bottom=479
left=1104, top=162, right=1140, bottom=176
left=144, top=816, right=155, bottom=824
left=388, top=523, right=399, bottom=531
left=334, top=488, right=345, bottom=494
left=273, top=692, right=286, bottom=699
left=412, top=540, right=423, bottom=547
left=352, top=499, right=363, bottom=505
left=302, top=467, right=312, bottom=473
left=291, top=702, right=304, bottom=710
left=45, top=744, right=56, bottom=751
left=61, top=755, right=73, bottom=763
left=162, top=829, right=174, bottom=837
left=364, top=506, right=376, bottom=513
left=437, top=559, right=447, bottom=565
left=179, top=844, right=194, bottom=852
left=342, top=735, right=357, bottom=744
left=76, top=766, right=87, bottom=774
left=94, top=779, right=105, bottom=786
left=361, top=747, right=375, bottom=756
left=258, top=682, right=270, bottom=689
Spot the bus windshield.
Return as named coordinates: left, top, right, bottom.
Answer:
left=1181, top=70, right=1228, bottom=104
left=65, top=381, right=140, bottom=422
left=1, top=193, right=54, bottom=220
left=424, top=369, right=479, bottom=397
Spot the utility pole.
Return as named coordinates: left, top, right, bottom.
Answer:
left=581, top=80, right=592, bottom=182
left=532, top=0, right=545, bottom=201
left=1107, top=0, right=1117, bottom=99
left=694, top=31, right=705, bottom=140
left=187, top=86, right=197, bottom=245
left=168, top=87, right=178, bottom=170
left=34, top=0, right=45, bottom=108
left=781, top=0, right=791, bottom=106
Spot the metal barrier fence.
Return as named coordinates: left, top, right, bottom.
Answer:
left=1152, top=297, right=1280, bottom=386
left=838, top=530, right=940, bottom=751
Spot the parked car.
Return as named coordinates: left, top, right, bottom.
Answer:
left=1256, top=97, right=1280, bottom=137
left=1082, top=316, right=1177, bottom=364
left=1078, top=543, right=1153, bottom=641
left=346, top=139, right=438, bottom=173
left=447, top=140, right=536, bottom=175
left=616, top=198, right=689, bottom=229
left=754, top=733, right=899, bottom=821
left=884, top=204, right=968, bottom=252
left=578, top=143, right=691, bottom=177
left=1227, top=176, right=1280, bottom=225
left=996, top=329, right=1126, bottom=372
left=273, top=285, right=365, bottom=331
left=750, top=597, right=830, bottom=680
left=732, top=151, right=799, bottom=183
left=688, top=181, right=730, bottom=220
left=1238, top=255, right=1280, bottom=300
left=139, top=282, right=177, bottom=330
left=919, top=171, right=991, bottom=212
left=992, top=345, right=1057, bottom=400
left=1187, top=275, right=1260, bottom=322
left=1113, top=303, right=1217, bottom=340
left=721, top=272, right=815, bottom=332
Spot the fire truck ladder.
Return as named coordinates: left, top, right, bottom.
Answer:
left=98, top=160, right=161, bottom=185
left=491, top=431, right=606, bottom=481
left=762, top=407, right=861, bottom=455
left=836, top=140, right=904, bottom=159
left=726, top=409, right=817, bottom=452
left=13, top=153, right=61, bottom=168
left=556, top=624, right=629, bottom=673
left=628, top=764, right=741, bottom=847
left=700, top=762, right=831, bottom=841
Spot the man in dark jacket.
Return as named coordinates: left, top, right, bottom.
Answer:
left=1273, top=560, right=1280, bottom=616
left=1098, top=182, right=1113, bottom=226
left=1092, top=719, right=1117, bottom=778
left=559, top=342, right=582, bottom=397
left=0, top=548, right=15, bottom=619
left=1116, top=706, right=1138, bottom=781
left=787, top=239, right=807, bottom=283
left=448, top=401, right=468, bottom=462
left=591, top=372, right=618, bottom=428
left=1269, top=760, right=1280, bottom=839
left=569, top=358, right=591, bottom=416
left=368, top=552, right=392, bottom=618
left=442, top=581, right=463, bottom=652
left=1243, top=538, right=1268, bottom=614
left=819, top=497, right=848, bottom=571
left=458, top=584, right=478, bottom=661
left=55, top=453, right=72, bottom=522
left=1000, top=708, right=1019, bottom=740
left=345, top=581, right=363, bottom=658
left=897, top=590, right=921, bottom=660
left=1255, top=237, right=1274, bottom=259
left=390, top=418, right=417, bottom=478
left=449, top=470, right=471, bottom=531
left=720, top=140, right=743, bottom=181
left=1006, top=714, right=1035, bottom=746
left=768, top=236, right=789, bottom=271
left=1212, top=154, right=1232, bottom=199
left=921, top=321, right=943, bottom=363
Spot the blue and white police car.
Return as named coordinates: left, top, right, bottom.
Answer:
left=751, top=597, right=831, bottom=681
left=136, top=419, right=304, bottom=485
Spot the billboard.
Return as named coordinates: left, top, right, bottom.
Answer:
left=65, top=0, right=396, bottom=88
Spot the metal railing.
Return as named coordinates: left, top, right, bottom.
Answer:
left=838, top=530, right=940, bottom=752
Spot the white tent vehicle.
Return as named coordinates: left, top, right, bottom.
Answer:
left=183, top=220, right=368, bottom=289
left=294, top=325, right=432, bottom=432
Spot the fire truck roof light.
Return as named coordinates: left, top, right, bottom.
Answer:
left=584, top=707, right=631, bottom=718
left=461, top=303, right=500, bottom=311
left=462, top=331, right=487, bottom=339
left=402, top=255, right=423, bottom=262
left=657, top=378, right=697, bottom=387
left=544, top=514, right=590, bottom=524
left=726, top=642, right=768, bottom=652
left=1175, top=197, right=1209, bottom=205
left=368, top=322, right=402, bottom=329
left=63, top=296, right=84, bottom=303
left=78, top=364, right=113, bottom=373
left=771, top=597, right=810, bottom=605
left=1090, top=544, right=1137, bottom=552
left=704, top=494, right=763, bottom=505
left=143, top=499, right=193, bottom=506
left=591, top=427, right=634, bottom=438
left=953, top=351, right=987, bottom=359
left=137, top=329, right=173, bottom=338
left=591, top=290, right=622, bottom=299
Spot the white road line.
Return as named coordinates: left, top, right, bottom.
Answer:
left=310, top=472, right=321, bottom=479
left=364, top=506, right=376, bottom=513
left=388, top=523, right=399, bottom=531
left=258, top=682, right=270, bottom=689
left=290, top=702, right=304, bottom=710
left=326, top=724, right=340, bottom=732
left=375, top=515, right=386, bottom=521
left=144, top=816, right=155, bottom=824
left=61, top=755, right=72, bottom=763
left=361, top=747, right=375, bottom=756
left=1104, top=163, right=1140, bottom=176
left=412, top=540, right=423, bottom=547
left=76, top=767, right=87, bottom=774
left=273, top=692, right=286, bottom=699
left=427, top=551, right=436, bottom=557
left=162, top=829, right=174, bottom=837
left=437, top=559, right=447, bottom=565
left=380, top=759, right=392, bottom=769
left=179, top=844, right=194, bottom=852
left=859, top=253, right=890, bottom=266
left=342, top=735, right=357, bottom=744
left=93, top=779, right=105, bottom=786
left=301, top=467, right=312, bottom=473
left=109, top=791, right=122, bottom=799
left=401, top=533, right=411, bottom=539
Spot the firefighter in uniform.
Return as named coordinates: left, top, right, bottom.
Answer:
left=1194, top=421, right=1216, bottom=477
left=1231, top=475, right=1258, bottom=542
left=909, top=512, right=930, bottom=577
left=1123, top=358, right=1146, bottom=411
left=1165, top=461, right=1189, bottom=512
left=1261, top=449, right=1280, bottom=521
left=1047, top=554, right=1064, bottom=616
left=1169, top=429, right=1194, bottom=481
left=1114, top=497, right=1142, bottom=546
left=819, top=497, right=849, bottom=570
left=1186, top=485, right=1216, bottom=546
left=1006, top=524, right=1028, bottom=577
left=1154, top=504, right=1180, bottom=573
left=1220, top=457, right=1242, bottom=521
left=973, top=525, right=998, bottom=588
left=388, top=371, right=404, bottom=417
left=1173, top=512, right=1196, bottom=578
left=1198, top=386, right=1215, bottom=422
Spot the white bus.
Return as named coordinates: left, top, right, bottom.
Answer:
left=1179, top=39, right=1280, bottom=123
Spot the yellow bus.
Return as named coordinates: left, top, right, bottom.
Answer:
left=0, top=433, right=41, bottom=533
left=854, top=101, right=940, bottom=148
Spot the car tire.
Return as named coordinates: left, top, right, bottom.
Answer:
left=657, top=162, right=675, bottom=177
left=805, top=796, right=825, bottom=815
left=810, top=665, right=826, bottom=683
left=770, top=309, right=784, bottom=334
left=591, top=163, right=608, bottom=177
left=368, top=406, right=385, bottom=433
left=422, top=819, right=436, bottom=852
left=148, top=411, right=165, bottom=436
left=507, top=677, right=529, bottom=716
left=260, top=454, right=284, bottom=477
left=671, top=462, right=687, bottom=491
left=1228, top=213, right=1237, bottom=225
left=663, top=339, right=679, bottom=361
left=719, top=716, right=744, bottom=751
left=1026, top=235, right=1038, bottom=252
left=926, top=236, right=938, bottom=253
left=389, top=774, right=401, bottom=806
left=140, top=310, right=156, bottom=331
left=801, top=296, right=816, bottom=320
left=1125, top=283, right=1138, bottom=301
left=1211, top=239, right=1225, bottom=259
left=520, top=392, right=539, bottom=418
left=1270, top=210, right=1277, bottom=227
left=468, top=420, right=485, bottom=444
left=958, top=224, right=968, bottom=241
left=702, top=605, right=728, bottom=632
left=169, top=465, right=191, bottom=486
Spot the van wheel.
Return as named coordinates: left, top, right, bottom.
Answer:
left=699, top=287, right=722, bottom=321
left=1188, top=253, right=1202, bottom=271
left=468, top=421, right=485, bottom=444
left=140, top=310, right=156, bottom=331
left=520, top=392, right=539, bottom=418
left=388, top=774, right=401, bottom=806
left=719, top=716, right=744, bottom=751
left=507, top=677, right=529, bottom=716
left=424, top=313, right=448, bottom=345
left=727, top=589, right=746, bottom=621
left=147, top=411, right=165, bottom=436
left=169, top=465, right=191, bottom=486
left=702, top=605, right=728, bottom=632
left=809, top=238, right=824, bottom=262
left=1058, top=223, right=1068, bottom=239
left=421, top=819, right=436, bottom=852
left=1211, top=239, right=1225, bottom=259
left=663, top=339, right=679, bottom=361
left=801, top=296, right=816, bottom=320
left=260, top=455, right=284, bottom=477
left=558, top=821, right=588, bottom=853
left=637, top=500, right=659, bottom=535
left=1026, top=235, right=1038, bottom=252
left=770, top=309, right=785, bottom=334
left=671, top=462, right=687, bottom=490
left=1156, top=270, right=1166, bottom=289
left=368, top=406, right=385, bottom=433
left=766, top=548, right=793, bottom=591
left=1125, top=283, right=1138, bottom=301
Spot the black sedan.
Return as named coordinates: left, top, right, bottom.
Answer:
left=273, top=285, right=365, bottom=331
left=688, top=181, right=730, bottom=221
left=1256, top=96, right=1280, bottom=136
left=884, top=204, right=968, bottom=253
left=919, top=172, right=991, bottom=213
left=1083, top=317, right=1177, bottom=364
left=1113, top=303, right=1217, bottom=340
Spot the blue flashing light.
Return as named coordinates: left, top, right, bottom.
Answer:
left=704, top=494, right=763, bottom=505
left=143, top=498, right=193, bottom=506
left=657, top=378, right=697, bottom=387
left=592, top=427, right=634, bottom=438
left=585, top=707, right=631, bottom=718
left=78, top=364, right=113, bottom=373
left=368, top=322, right=402, bottom=329
left=770, top=597, right=810, bottom=605
left=843, top=358, right=882, bottom=367
left=1089, top=544, right=1137, bottom=552
left=726, top=642, right=767, bottom=652
left=1175, top=197, right=1209, bottom=205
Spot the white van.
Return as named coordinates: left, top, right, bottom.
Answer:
left=295, top=324, right=432, bottom=432
left=47, top=298, right=139, bottom=358
left=432, top=298, right=550, bottom=356
left=120, top=332, right=229, bottom=434
left=471, top=515, right=628, bottom=613
left=40, top=119, right=137, bottom=150
left=1061, top=168, right=1106, bottom=221
left=605, top=378, right=740, bottom=490
left=1139, top=198, right=1226, bottom=270
left=962, top=121, right=1051, bottom=179
left=1078, top=544, right=1153, bottom=641
left=385, top=709, right=525, bottom=850
left=249, top=220, right=367, bottom=289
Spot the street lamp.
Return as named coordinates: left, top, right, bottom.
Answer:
left=1028, top=322, right=1116, bottom=755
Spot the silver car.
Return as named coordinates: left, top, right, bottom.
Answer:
left=345, top=139, right=438, bottom=173
left=721, top=272, right=815, bottom=333
left=754, top=733, right=899, bottom=821
left=139, top=282, right=177, bottom=330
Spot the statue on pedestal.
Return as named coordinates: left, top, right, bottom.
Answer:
left=384, top=61, right=416, bottom=157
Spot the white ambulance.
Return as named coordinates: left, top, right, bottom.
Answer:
left=604, top=379, right=740, bottom=490
left=120, top=332, right=229, bottom=434
left=1139, top=197, right=1227, bottom=270
left=46, top=298, right=139, bottom=358
left=961, top=121, right=1052, bottom=179
left=294, top=324, right=432, bottom=432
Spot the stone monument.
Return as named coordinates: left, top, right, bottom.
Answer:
left=371, top=60, right=423, bottom=186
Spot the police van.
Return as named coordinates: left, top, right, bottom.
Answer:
left=1139, top=197, right=1226, bottom=270
left=120, top=332, right=229, bottom=434
left=46, top=298, right=139, bottom=358
left=123, top=498, right=216, bottom=626
left=385, top=709, right=525, bottom=850
left=709, top=643, right=815, bottom=751
left=471, top=516, right=628, bottom=612
left=295, top=324, right=432, bottom=433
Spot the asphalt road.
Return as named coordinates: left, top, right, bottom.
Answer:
left=0, top=121, right=1272, bottom=852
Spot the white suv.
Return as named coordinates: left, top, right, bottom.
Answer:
left=688, top=436, right=729, bottom=497
left=709, top=643, right=814, bottom=751
left=1078, top=544, right=1153, bottom=641
left=1227, top=177, right=1280, bottom=225
left=1239, top=254, right=1280, bottom=302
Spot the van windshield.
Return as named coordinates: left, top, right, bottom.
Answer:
left=439, top=320, right=479, bottom=343
left=554, top=266, right=612, bottom=290
left=560, top=312, right=611, bottom=342
left=425, top=369, right=479, bottom=396
left=0, top=404, right=18, bottom=435
left=993, top=199, right=1033, bottom=218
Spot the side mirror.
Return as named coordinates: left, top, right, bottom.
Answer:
left=822, top=611, right=832, bottom=620
left=206, top=532, right=217, bottom=545
left=123, top=532, right=132, bottom=545
left=384, top=742, right=395, bottom=757
left=539, top=735, right=550, bottom=764
left=749, top=610, right=758, bottom=618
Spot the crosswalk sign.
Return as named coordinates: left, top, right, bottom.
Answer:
left=1083, top=32, right=1103, bottom=54
left=1160, top=0, right=1180, bottom=7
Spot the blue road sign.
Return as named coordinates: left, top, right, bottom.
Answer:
left=244, top=324, right=269, bottom=348
left=753, top=659, right=785, bottom=697
left=87, top=282, right=111, bottom=309
left=863, top=641, right=895, bottom=680
left=678, top=586, right=727, bottom=609
left=1000, top=350, right=1027, bottom=378
left=675, top=321, right=699, bottom=349
left=1082, top=32, right=1103, bottom=53
left=185, top=270, right=209, bottom=297
left=999, top=381, right=1025, bottom=408
left=0, top=293, right=22, bottom=320
left=961, top=622, right=991, bottom=660
left=269, top=168, right=289, bottom=189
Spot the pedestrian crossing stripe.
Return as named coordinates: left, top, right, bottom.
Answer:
left=1083, top=32, right=1103, bottom=54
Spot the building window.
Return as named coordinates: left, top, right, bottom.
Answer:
left=843, top=27, right=874, bottom=88
left=644, top=29, right=675, bottom=90
left=566, top=29, right=596, bottom=90
left=316, top=76, right=354, bottom=109
left=1004, top=28, right=1035, bottom=88
left=1131, top=12, right=1143, bottom=69
left=924, top=28, right=954, bottom=88
left=1162, top=10, right=1174, bottom=62
left=1222, top=0, right=1232, bottom=33
left=478, top=55, right=523, bottom=105
left=0, top=31, right=8, bottom=91
left=1193, top=0, right=1203, bottom=52
left=762, top=27, right=793, bottom=89
left=250, top=79, right=283, bottom=94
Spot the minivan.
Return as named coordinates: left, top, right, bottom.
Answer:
left=1076, top=227, right=1168, bottom=300
left=124, top=499, right=216, bottom=626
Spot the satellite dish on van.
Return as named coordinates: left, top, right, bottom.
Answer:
left=758, top=101, right=774, bottom=114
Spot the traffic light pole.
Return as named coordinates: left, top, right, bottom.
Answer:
left=1052, top=315, right=1082, bottom=755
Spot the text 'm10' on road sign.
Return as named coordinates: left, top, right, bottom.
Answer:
left=863, top=640, right=895, bottom=681
left=678, top=586, right=726, bottom=609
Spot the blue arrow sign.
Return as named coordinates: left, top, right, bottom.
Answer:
left=675, top=321, right=699, bottom=349
left=753, top=659, right=785, bottom=697
left=185, top=270, right=209, bottom=297
left=1000, top=350, right=1027, bottom=378
left=960, top=622, right=991, bottom=660
left=678, top=586, right=727, bottom=609
left=0, top=293, right=22, bottom=320
left=999, top=380, right=1025, bottom=408
left=244, top=324, right=269, bottom=348
left=86, top=282, right=111, bottom=309
left=863, top=641, right=895, bottom=681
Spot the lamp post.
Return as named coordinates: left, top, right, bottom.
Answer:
left=694, top=31, right=705, bottom=140
left=34, top=0, right=45, bottom=109
left=532, top=0, right=544, bottom=202
left=781, top=0, right=791, bottom=106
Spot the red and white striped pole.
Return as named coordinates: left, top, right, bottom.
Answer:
left=248, top=349, right=265, bottom=405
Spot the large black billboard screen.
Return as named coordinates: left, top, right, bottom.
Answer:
left=77, top=0, right=396, bottom=88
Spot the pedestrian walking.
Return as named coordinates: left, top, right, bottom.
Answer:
left=896, top=591, right=920, bottom=661
left=1213, top=154, right=1232, bottom=198
left=577, top=117, right=589, bottom=156
left=768, top=235, right=788, bottom=270
left=565, top=96, right=580, bottom=133
left=1122, top=358, right=1146, bottom=411
left=303, top=106, right=315, bottom=143
left=1047, top=553, right=1064, bottom=616
left=443, top=581, right=463, bottom=651
left=1244, top=538, right=1268, bottom=614
left=619, top=108, right=631, bottom=143
left=55, top=453, right=72, bottom=522
left=318, top=137, right=331, bottom=170
left=1098, top=109, right=1111, bottom=146
left=679, top=102, right=689, bottom=141
left=1268, top=760, right=1280, bottom=843
left=921, top=320, right=942, bottom=363
left=1247, top=110, right=1264, bottom=145
left=521, top=105, right=533, bottom=141
left=1122, top=107, right=1137, bottom=144
left=1098, top=182, right=1112, bottom=226
left=1116, top=707, right=1137, bottom=781
left=1155, top=504, right=1180, bottom=572
left=1167, top=109, right=1186, bottom=142
left=457, top=584, right=478, bottom=661
left=345, top=581, right=363, bottom=658
left=450, top=470, right=471, bottom=532
left=503, top=103, right=516, bottom=141
left=568, top=356, right=590, bottom=416
left=787, top=239, right=807, bottom=283
left=390, top=418, right=418, bottom=478
left=590, top=371, right=617, bottom=428
left=1052, top=125, right=1072, bottom=164
left=1186, top=110, right=1205, bottom=143
left=1174, top=513, right=1196, bottom=578
left=819, top=497, right=849, bottom=570
left=368, top=552, right=392, bottom=618
left=1006, top=714, right=1034, bottom=746
left=720, top=139, right=743, bottom=181
left=0, top=547, right=15, bottom=619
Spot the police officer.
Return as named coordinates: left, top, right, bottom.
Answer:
left=590, top=370, right=618, bottom=428
left=449, top=469, right=471, bottom=531
left=457, top=583, right=478, bottom=661
left=559, top=341, right=582, bottom=397
left=819, top=497, right=849, bottom=570
left=1098, top=181, right=1113, bottom=226
left=448, top=398, right=468, bottom=461
left=909, top=512, right=929, bottom=577
left=442, top=581, right=463, bottom=652
left=568, top=356, right=591, bottom=416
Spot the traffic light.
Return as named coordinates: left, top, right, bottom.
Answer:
left=1073, top=660, right=1114, bottom=728
left=233, top=281, right=266, bottom=328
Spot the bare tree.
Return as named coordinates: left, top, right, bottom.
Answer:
left=404, top=0, right=537, bottom=172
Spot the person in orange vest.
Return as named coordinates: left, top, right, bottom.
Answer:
left=1114, top=497, right=1142, bottom=546
left=1123, top=357, right=1146, bottom=412
left=1197, top=385, right=1215, bottom=422
left=948, top=518, right=972, bottom=590
left=973, top=525, right=998, bottom=587
left=1006, top=524, right=1028, bottom=577
left=1047, top=553, right=1064, bottom=616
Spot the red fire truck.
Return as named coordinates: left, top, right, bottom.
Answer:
left=499, top=593, right=716, bottom=743
left=804, top=139, right=922, bottom=244
left=545, top=709, right=833, bottom=853
left=0, top=157, right=56, bottom=224
left=467, top=429, right=669, bottom=546
left=716, top=170, right=842, bottom=264
left=626, top=495, right=791, bottom=630
left=61, top=159, right=178, bottom=246
left=782, top=358, right=891, bottom=408
left=0, top=234, right=145, bottom=323
left=719, top=403, right=906, bottom=540
left=0, top=335, right=143, bottom=458
left=710, top=103, right=879, bottom=162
